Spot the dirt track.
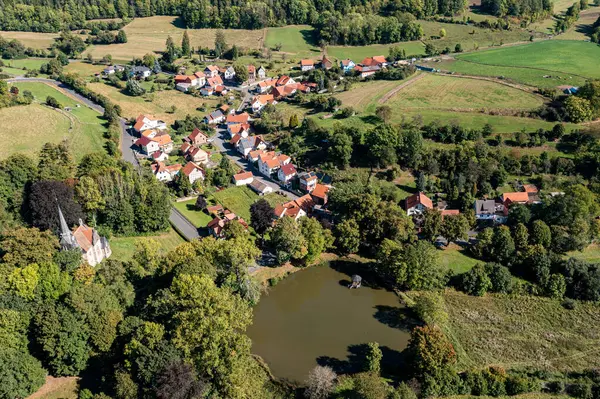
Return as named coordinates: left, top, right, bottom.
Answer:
left=378, top=73, right=425, bottom=104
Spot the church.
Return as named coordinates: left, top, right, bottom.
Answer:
left=58, top=204, right=112, bottom=266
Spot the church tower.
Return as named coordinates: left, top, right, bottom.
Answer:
left=58, top=203, right=78, bottom=250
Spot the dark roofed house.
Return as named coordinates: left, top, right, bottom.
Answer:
left=249, top=179, right=273, bottom=195
left=474, top=199, right=506, bottom=223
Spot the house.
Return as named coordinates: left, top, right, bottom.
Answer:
left=274, top=201, right=306, bottom=220
left=258, top=152, right=290, bottom=176
left=233, top=171, right=254, bottom=186
left=150, top=134, right=173, bottom=154
left=151, top=161, right=181, bottom=182
left=257, top=66, right=266, bottom=79
left=248, top=65, right=257, bottom=81
left=299, top=171, right=318, bottom=192
left=151, top=150, right=169, bottom=162
left=207, top=212, right=248, bottom=238
left=405, top=192, right=433, bottom=216
left=135, top=136, right=160, bottom=155
left=277, top=163, right=297, bottom=184
left=194, top=71, right=206, bottom=85
left=230, top=133, right=243, bottom=147
left=200, top=86, right=214, bottom=96
left=276, top=75, right=295, bottom=86
left=361, top=56, right=387, bottom=68
left=220, top=104, right=231, bottom=114
left=132, top=66, right=152, bottom=79
left=226, top=112, right=250, bottom=125
left=206, top=75, right=224, bottom=88
left=175, top=75, right=200, bottom=92
left=133, top=115, right=167, bottom=134
left=224, top=66, right=236, bottom=80
left=238, top=136, right=267, bottom=157
left=300, top=59, right=314, bottom=71
left=181, top=162, right=205, bottom=184
left=58, top=205, right=111, bottom=267
left=319, top=56, right=333, bottom=70
left=272, top=84, right=297, bottom=99
left=340, top=59, right=356, bottom=73
left=256, top=78, right=277, bottom=93
left=251, top=94, right=275, bottom=113
left=310, top=183, right=329, bottom=205
left=204, top=109, right=225, bottom=124
left=441, top=209, right=460, bottom=219
left=228, top=123, right=250, bottom=138
left=500, top=192, right=530, bottom=205
left=102, top=65, right=124, bottom=76
left=354, top=64, right=381, bottom=78
left=523, top=184, right=539, bottom=193
left=249, top=179, right=273, bottom=195
left=184, top=146, right=209, bottom=164
left=204, top=65, right=220, bottom=77
left=186, top=128, right=208, bottom=146
left=214, top=85, right=228, bottom=96
left=474, top=199, right=506, bottom=223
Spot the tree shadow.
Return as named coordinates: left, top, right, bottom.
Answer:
left=328, top=259, right=385, bottom=289
left=170, top=16, right=187, bottom=29
left=373, top=305, right=420, bottom=331
left=397, top=184, right=417, bottom=195
left=360, top=115, right=382, bottom=125
left=299, top=28, right=319, bottom=49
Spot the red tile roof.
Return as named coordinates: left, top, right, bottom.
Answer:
left=233, top=171, right=253, bottom=181
left=502, top=192, right=530, bottom=203
left=405, top=192, right=433, bottom=210
left=279, top=163, right=297, bottom=177
left=311, top=184, right=329, bottom=200
left=226, top=113, right=250, bottom=124
left=181, top=162, right=203, bottom=176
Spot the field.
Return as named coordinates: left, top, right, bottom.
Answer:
left=0, top=31, right=57, bottom=50
left=437, top=244, right=480, bottom=274
left=86, top=16, right=265, bottom=61
left=265, top=25, right=319, bottom=56
left=87, top=82, right=224, bottom=123
left=567, top=244, right=600, bottom=263
left=1, top=58, right=48, bottom=70
left=2, top=82, right=106, bottom=160
left=559, top=7, right=600, bottom=40
left=173, top=199, right=214, bottom=228
left=64, top=61, right=107, bottom=76
left=415, top=289, right=600, bottom=371
left=26, top=376, right=78, bottom=399
left=327, top=41, right=425, bottom=61
left=109, top=227, right=186, bottom=261
left=452, top=40, right=600, bottom=87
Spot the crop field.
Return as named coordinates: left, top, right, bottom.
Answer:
left=453, top=40, right=600, bottom=86
left=0, top=31, right=57, bottom=49
left=109, top=227, right=186, bottom=261
left=415, top=290, right=600, bottom=371
left=87, top=82, right=224, bottom=123
left=2, top=82, right=106, bottom=160
left=86, top=16, right=264, bottom=61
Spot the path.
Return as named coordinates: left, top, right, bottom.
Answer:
left=7, top=77, right=201, bottom=241
left=377, top=73, right=425, bottom=104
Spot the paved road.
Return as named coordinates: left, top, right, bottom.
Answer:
left=8, top=77, right=201, bottom=241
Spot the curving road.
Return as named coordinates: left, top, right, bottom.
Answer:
left=7, top=76, right=201, bottom=241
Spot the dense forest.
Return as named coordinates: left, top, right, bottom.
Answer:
left=0, top=0, right=469, bottom=44
left=480, top=0, right=552, bottom=18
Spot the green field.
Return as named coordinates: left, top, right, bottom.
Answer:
left=452, top=40, right=600, bottom=87
left=327, top=41, right=426, bottom=61
left=173, top=199, right=214, bottom=228
left=567, top=244, right=600, bottom=263
left=438, top=245, right=480, bottom=274
left=2, top=58, right=47, bottom=70
left=265, top=25, right=319, bottom=56
left=408, top=289, right=600, bottom=371
left=108, top=228, right=186, bottom=261
left=2, top=82, right=106, bottom=160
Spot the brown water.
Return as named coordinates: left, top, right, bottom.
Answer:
left=247, top=263, right=411, bottom=383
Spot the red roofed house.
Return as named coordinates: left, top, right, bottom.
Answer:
left=441, top=209, right=460, bottom=219
left=133, top=115, right=167, bottom=134
left=523, top=184, right=539, bottom=193
left=362, top=56, right=387, bottom=67
left=274, top=201, right=306, bottom=221
left=248, top=65, right=257, bottom=81
left=258, top=152, right=290, bottom=176
left=227, top=123, right=250, bottom=138
left=151, top=161, right=181, bottom=182
left=181, top=162, right=205, bottom=184
left=405, top=192, right=433, bottom=216
left=251, top=94, right=276, bottom=113
left=272, top=84, right=297, bottom=99
left=310, top=183, right=329, bottom=206
left=233, top=171, right=254, bottom=186
left=300, top=59, right=314, bottom=71
left=299, top=171, right=318, bottom=192
left=276, top=75, right=295, bottom=86
left=204, top=65, right=220, bottom=77
left=226, top=112, right=250, bottom=125
left=135, top=136, right=160, bottom=155
left=256, top=78, right=277, bottom=93
left=186, top=128, right=208, bottom=146
left=277, top=163, right=297, bottom=184
left=501, top=192, right=530, bottom=204
left=319, top=56, right=333, bottom=70
left=185, top=146, right=209, bottom=164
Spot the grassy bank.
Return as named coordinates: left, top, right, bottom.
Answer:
left=109, top=227, right=186, bottom=261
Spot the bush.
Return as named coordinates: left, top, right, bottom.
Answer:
left=567, top=383, right=593, bottom=399
left=45, top=96, right=62, bottom=109
left=562, top=298, right=577, bottom=310
left=545, top=380, right=565, bottom=394
left=505, top=376, right=536, bottom=395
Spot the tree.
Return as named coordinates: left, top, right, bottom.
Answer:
left=546, top=273, right=566, bottom=300
left=365, top=342, right=383, bottom=374
left=38, top=141, right=74, bottom=180
left=126, top=79, right=146, bottom=96
left=395, top=383, right=418, bottom=399
left=270, top=216, right=307, bottom=263
left=8, top=264, right=40, bottom=300
left=250, top=199, right=273, bottom=237
left=76, top=176, right=105, bottom=216
left=214, top=30, right=227, bottom=58
left=366, top=124, right=402, bottom=168
left=485, top=263, right=514, bottom=293
left=513, top=223, right=529, bottom=251
left=492, top=226, right=515, bottom=264
left=181, top=31, right=191, bottom=56
left=300, top=217, right=333, bottom=264
left=114, top=370, right=138, bottom=399
left=0, top=227, right=59, bottom=268
left=195, top=195, right=207, bottom=211
left=530, top=220, right=551, bottom=248
left=173, top=172, right=193, bottom=197
left=507, top=204, right=531, bottom=226
left=402, top=128, right=423, bottom=168
left=155, top=361, right=207, bottom=399
left=45, top=95, right=62, bottom=109
left=116, top=29, right=128, bottom=43
left=304, top=366, right=337, bottom=399
left=564, top=95, right=594, bottom=122
left=0, top=348, right=46, bottom=399
left=375, top=105, right=392, bottom=123
left=233, top=63, right=248, bottom=83
left=408, top=325, right=456, bottom=376
left=442, top=214, right=469, bottom=243
left=353, top=372, right=388, bottom=399
left=289, top=113, right=300, bottom=128
left=439, top=28, right=447, bottom=37
left=329, top=132, right=353, bottom=169
left=454, top=43, right=463, bottom=52
left=334, top=218, right=360, bottom=255
left=460, top=264, right=492, bottom=296
left=29, top=180, right=84, bottom=232
left=165, top=36, right=179, bottom=62
left=422, top=209, right=443, bottom=241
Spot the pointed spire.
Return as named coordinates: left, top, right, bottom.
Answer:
left=57, top=201, right=77, bottom=249
left=58, top=202, right=70, bottom=238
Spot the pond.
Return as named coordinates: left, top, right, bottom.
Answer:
left=247, top=262, right=413, bottom=383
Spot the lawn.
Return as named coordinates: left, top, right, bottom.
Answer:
left=0, top=31, right=57, bottom=50
left=2, top=82, right=106, bottom=160
left=64, top=61, right=107, bottom=76
left=559, top=6, right=600, bottom=40
left=1, top=58, right=47, bottom=70
left=88, top=81, right=223, bottom=123
left=437, top=244, right=480, bottom=274
left=327, top=41, right=425, bottom=61
left=109, top=227, right=186, bottom=261
left=27, top=376, right=79, bottom=399
left=86, top=16, right=264, bottom=61
left=173, top=199, right=214, bottom=228
left=409, top=289, right=600, bottom=371
left=567, top=244, right=600, bottom=263
left=455, top=40, right=600, bottom=86
left=265, top=25, right=319, bottom=56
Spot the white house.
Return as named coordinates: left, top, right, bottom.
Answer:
left=249, top=179, right=273, bottom=195
left=133, top=115, right=167, bottom=134
left=300, top=59, right=314, bottom=71
left=251, top=94, right=275, bottom=113
left=181, top=162, right=205, bottom=184
left=204, top=65, right=220, bottom=77
left=257, top=66, right=266, bottom=79
left=256, top=79, right=277, bottom=93
left=405, top=192, right=433, bottom=216
left=227, top=123, right=250, bottom=138
left=151, top=161, right=181, bottom=182
left=340, top=59, right=356, bottom=74
left=258, top=152, right=290, bottom=176
left=135, top=136, right=160, bottom=155
left=132, top=66, right=152, bottom=79
left=238, top=136, right=267, bottom=157
left=277, top=163, right=297, bottom=184
left=233, top=171, right=254, bottom=186
left=299, top=171, right=318, bottom=192
left=204, top=109, right=225, bottom=124
left=224, top=66, right=236, bottom=80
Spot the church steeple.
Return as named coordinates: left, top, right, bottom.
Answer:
left=57, top=202, right=77, bottom=250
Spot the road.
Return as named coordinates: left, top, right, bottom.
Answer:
left=8, top=76, right=201, bottom=241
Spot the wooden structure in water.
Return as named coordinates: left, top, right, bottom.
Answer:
left=349, top=275, right=362, bottom=289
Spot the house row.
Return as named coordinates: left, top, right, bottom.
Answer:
left=151, top=161, right=204, bottom=184
left=299, top=55, right=334, bottom=71
left=134, top=126, right=174, bottom=158
left=273, top=183, right=330, bottom=220
left=354, top=56, right=387, bottom=78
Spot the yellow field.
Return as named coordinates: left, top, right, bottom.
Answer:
left=88, top=82, right=224, bottom=123
left=87, top=16, right=265, bottom=61
left=0, top=31, right=58, bottom=50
